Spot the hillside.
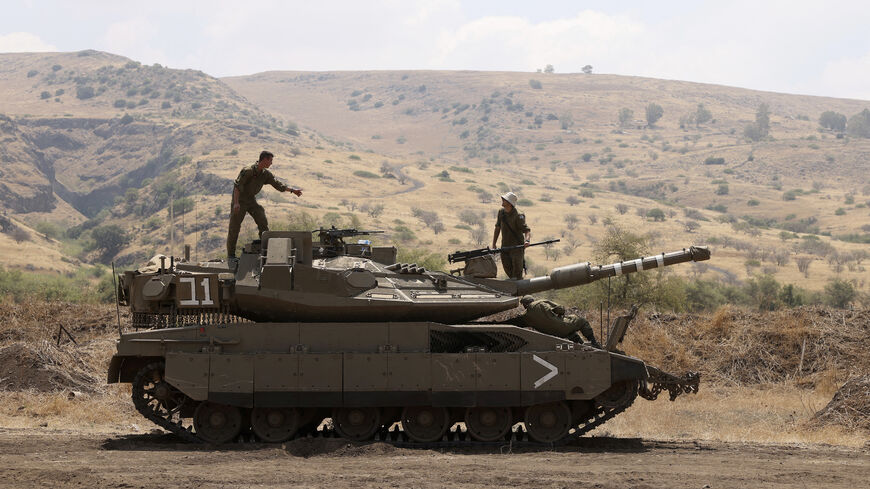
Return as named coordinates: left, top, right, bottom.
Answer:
left=0, top=51, right=868, bottom=304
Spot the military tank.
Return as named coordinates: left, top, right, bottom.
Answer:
left=109, top=228, right=709, bottom=444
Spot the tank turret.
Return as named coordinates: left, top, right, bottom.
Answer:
left=118, top=231, right=709, bottom=326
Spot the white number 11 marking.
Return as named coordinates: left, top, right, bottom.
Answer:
left=179, top=277, right=214, bottom=306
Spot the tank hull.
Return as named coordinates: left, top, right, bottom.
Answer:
left=109, top=321, right=650, bottom=444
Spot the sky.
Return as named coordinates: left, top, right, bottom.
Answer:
left=2, top=0, right=869, bottom=100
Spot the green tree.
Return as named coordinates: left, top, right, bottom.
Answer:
left=90, top=225, right=130, bottom=261
left=76, top=86, right=95, bottom=100
left=819, top=111, right=846, bottom=131
left=618, top=108, right=634, bottom=127
left=646, top=208, right=666, bottom=221
left=756, top=103, right=770, bottom=136
left=695, top=104, right=712, bottom=126
left=824, top=278, right=856, bottom=308
left=544, top=64, right=554, bottom=73
left=581, top=65, right=593, bottom=74
left=645, top=103, right=664, bottom=126
left=747, top=274, right=781, bottom=310
left=847, top=108, right=870, bottom=138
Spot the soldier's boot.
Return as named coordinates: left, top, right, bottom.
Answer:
left=566, top=332, right=585, bottom=344
left=589, top=337, right=603, bottom=349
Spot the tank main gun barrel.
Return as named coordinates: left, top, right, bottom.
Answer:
left=514, top=246, right=710, bottom=296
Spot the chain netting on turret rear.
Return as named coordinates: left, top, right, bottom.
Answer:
left=132, top=305, right=249, bottom=329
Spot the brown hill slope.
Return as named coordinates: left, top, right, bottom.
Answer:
left=0, top=53, right=867, bottom=297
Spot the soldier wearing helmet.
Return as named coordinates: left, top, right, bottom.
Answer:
left=491, top=191, right=530, bottom=280
left=516, top=296, right=601, bottom=348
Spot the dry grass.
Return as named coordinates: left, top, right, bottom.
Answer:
left=598, top=384, right=867, bottom=447
left=0, top=387, right=141, bottom=432
left=621, top=306, right=870, bottom=388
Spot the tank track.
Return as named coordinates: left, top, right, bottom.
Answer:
left=131, top=362, right=202, bottom=444
left=131, top=365, right=630, bottom=447
left=133, top=400, right=629, bottom=447
left=131, top=365, right=677, bottom=447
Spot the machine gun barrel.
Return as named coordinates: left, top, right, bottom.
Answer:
left=514, top=246, right=710, bottom=296
left=448, top=239, right=560, bottom=263
left=315, top=227, right=384, bottom=238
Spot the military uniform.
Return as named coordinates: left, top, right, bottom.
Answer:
left=517, top=297, right=598, bottom=345
left=494, top=207, right=530, bottom=280
left=226, top=163, right=289, bottom=257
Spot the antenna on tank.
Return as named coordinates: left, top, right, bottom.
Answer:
left=111, top=262, right=122, bottom=338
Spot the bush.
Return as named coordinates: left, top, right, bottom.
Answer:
left=618, top=108, right=634, bottom=126
left=120, top=113, right=134, bottom=124
left=114, top=99, right=127, bottom=108
left=76, top=86, right=96, bottom=99
left=645, top=103, right=664, bottom=126
left=824, top=278, right=856, bottom=308
left=646, top=208, right=666, bottom=221
left=27, top=69, right=38, bottom=78
left=353, top=170, right=379, bottom=179
left=819, top=111, right=846, bottom=131
left=704, top=156, right=725, bottom=165
left=529, top=79, right=542, bottom=89
left=89, top=225, right=130, bottom=261
left=847, top=109, right=870, bottom=138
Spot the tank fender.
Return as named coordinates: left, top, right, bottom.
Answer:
left=107, top=355, right=163, bottom=383
left=610, top=354, right=648, bottom=384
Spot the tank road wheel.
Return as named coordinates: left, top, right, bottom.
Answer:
left=465, top=407, right=512, bottom=442
left=524, top=402, right=572, bottom=443
left=193, top=401, right=243, bottom=444
left=251, top=407, right=301, bottom=443
left=332, top=407, right=381, bottom=441
left=132, top=362, right=189, bottom=425
left=401, top=406, right=450, bottom=443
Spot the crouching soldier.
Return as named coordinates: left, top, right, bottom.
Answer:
left=516, top=296, right=601, bottom=348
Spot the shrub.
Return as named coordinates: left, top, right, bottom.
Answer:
left=529, top=79, right=543, bottom=89
left=646, top=208, right=666, bottom=221
left=704, top=156, right=725, bottom=165
left=645, top=103, right=664, bottom=126
left=353, top=170, right=379, bottom=179
left=27, top=69, right=38, bottom=78
left=847, top=109, right=870, bottom=138
left=40, top=91, right=51, bottom=99
left=76, top=86, right=95, bottom=99
left=114, top=99, right=127, bottom=108
left=819, top=111, right=847, bottom=131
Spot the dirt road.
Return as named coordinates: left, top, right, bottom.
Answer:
left=0, top=428, right=867, bottom=489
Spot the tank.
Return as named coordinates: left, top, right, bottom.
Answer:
left=108, top=228, right=709, bottom=444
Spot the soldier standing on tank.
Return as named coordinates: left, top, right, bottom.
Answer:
left=226, top=151, right=302, bottom=260
left=491, top=191, right=530, bottom=280
left=516, top=296, right=602, bottom=348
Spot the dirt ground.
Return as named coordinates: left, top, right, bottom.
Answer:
left=0, top=427, right=867, bottom=489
